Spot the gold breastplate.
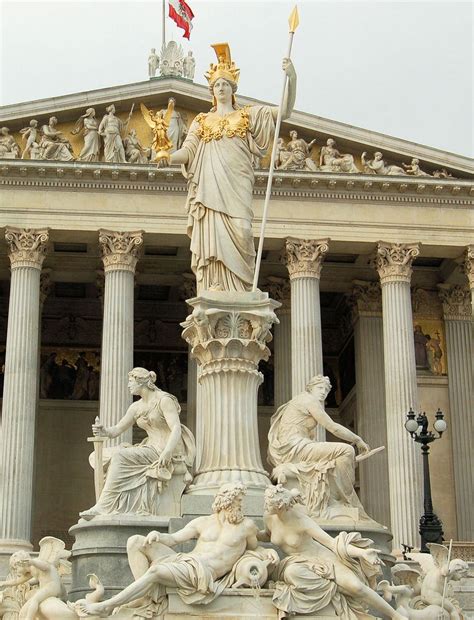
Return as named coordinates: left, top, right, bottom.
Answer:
left=195, top=107, right=250, bottom=142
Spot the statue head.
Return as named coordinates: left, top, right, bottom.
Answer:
left=49, top=116, right=58, bottom=127
left=85, top=108, right=95, bottom=117
left=412, top=158, right=419, bottom=165
left=151, top=47, right=156, bottom=53
left=205, top=43, right=240, bottom=108
left=9, top=550, right=31, bottom=576
left=0, top=127, right=9, bottom=136
left=128, top=367, right=158, bottom=395
left=306, top=375, right=331, bottom=400
left=448, top=558, right=469, bottom=581
left=106, top=104, right=116, bottom=114
left=289, top=130, right=298, bottom=140
left=211, top=77, right=237, bottom=107
left=374, top=151, right=383, bottom=160
left=327, top=138, right=336, bottom=147
left=264, top=484, right=303, bottom=514
left=30, top=119, right=38, bottom=127
left=212, top=482, right=246, bottom=523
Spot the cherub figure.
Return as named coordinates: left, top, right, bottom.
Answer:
left=140, top=100, right=174, bottom=162
left=19, top=120, right=39, bottom=159
left=0, top=537, right=71, bottom=620
left=402, top=158, right=430, bottom=177
left=409, top=543, right=468, bottom=620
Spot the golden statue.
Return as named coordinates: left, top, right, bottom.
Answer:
left=140, top=100, right=174, bottom=163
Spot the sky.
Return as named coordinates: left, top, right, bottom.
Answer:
left=0, top=0, right=472, bottom=157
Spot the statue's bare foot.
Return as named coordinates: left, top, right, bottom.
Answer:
left=75, top=600, right=112, bottom=618
left=79, top=507, right=100, bottom=520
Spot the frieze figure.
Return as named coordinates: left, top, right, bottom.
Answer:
left=403, top=157, right=430, bottom=176
left=19, top=120, right=39, bottom=159
left=276, top=130, right=317, bottom=171
left=319, top=138, right=360, bottom=173
left=160, top=98, right=187, bottom=152
left=124, top=128, right=150, bottom=163
left=71, top=108, right=101, bottom=162
left=98, top=104, right=132, bottom=163
left=362, top=151, right=406, bottom=175
left=39, top=117, right=74, bottom=161
left=0, top=127, right=21, bottom=159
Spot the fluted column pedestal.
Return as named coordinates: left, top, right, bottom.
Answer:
left=439, top=285, right=474, bottom=540
left=267, top=277, right=291, bottom=407
left=0, top=227, right=49, bottom=558
left=376, top=242, right=422, bottom=550
left=284, top=238, right=329, bottom=441
left=182, top=291, right=278, bottom=498
left=98, top=230, right=143, bottom=446
left=350, top=281, right=390, bottom=527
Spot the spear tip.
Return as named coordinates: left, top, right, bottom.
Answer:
left=288, top=5, right=299, bottom=33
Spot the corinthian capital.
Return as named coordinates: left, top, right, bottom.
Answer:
left=375, top=241, right=420, bottom=284
left=462, top=245, right=474, bottom=290
left=349, top=280, right=382, bottom=317
left=5, top=227, right=49, bottom=269
left=438, top=284, right=471, bottom=320
left=99, top=229, right=144, bottom=273
left=283, top=237, right=330, bottom=279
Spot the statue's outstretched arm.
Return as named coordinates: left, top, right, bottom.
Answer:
left=169, top=147, right=190, bottom=165
left=159, top=516, right=204, bottom=547
left=103, top=403, right=137, bottom=439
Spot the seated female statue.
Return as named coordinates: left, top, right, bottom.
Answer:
left=262, top=485, right=405, bottom=620
left=80, top=367, right=195, bottom=519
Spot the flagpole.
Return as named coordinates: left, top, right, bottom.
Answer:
left=162, top=0, right=167, bottom=48
left=252, top=6, right=299, bottom=292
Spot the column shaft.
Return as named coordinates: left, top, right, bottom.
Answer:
left=274, top=308, right=291, bottom=407
left=354, top=315, right=390, bottom=526
left=100, top=270, right=135, bottom=445
left=0, top=227, right=48, bottom=554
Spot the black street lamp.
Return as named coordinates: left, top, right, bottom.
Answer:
left=405, top=408, right=447, bottom=553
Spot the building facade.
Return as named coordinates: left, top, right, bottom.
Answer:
left=0, top=76, right=472, bottom=569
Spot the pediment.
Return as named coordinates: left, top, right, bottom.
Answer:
left=0, top=76, right=472, bottom=178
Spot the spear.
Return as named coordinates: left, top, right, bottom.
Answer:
left=252, top=5, right=300, bottom=292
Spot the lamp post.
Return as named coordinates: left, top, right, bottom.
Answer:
left=405, top=408, right=446, bottom=552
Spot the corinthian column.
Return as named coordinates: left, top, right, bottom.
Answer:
left=182, top=291, right=278, bottom=496
left=438, top=285, right=474, bottom=540
left=267, top=276, right=291, bottom=407
left=0, top=227, right=49, bottom=556
left=283, top=238, right=329, bottom=441
left=376, top=241, right=422, bottom=550
left=98, top=230, right=143, bottom=446
left=350, top=280, right=391, bottom=527
left=462, top=245, right=474, bottom=317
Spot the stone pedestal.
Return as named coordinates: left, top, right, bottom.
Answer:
left=98, top=230, right=143, bottom=446
left=0, top=227, right=49, bottom=568
left=376, top=242, right=422, bottom=551
left=69, top=516, right=170, bottom=601
left=181, top=291, right=278, bottom=499
left=283, top=238, right=329, bottom=441
left=350, top=281, right=391, bottom=528
left=438, top=284, right=474, bottom=541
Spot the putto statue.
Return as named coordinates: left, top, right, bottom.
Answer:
left=76, top=483, right=277, bottom=617
left=0, top=537, right=72, bottom=620
left=80, top=367, right=195, bottom=519
left=148, top=47, right=159, bottom=78
left=276, top=130, right=317, bottom=171
left=159, top=40, right=185, bottom=77
left=183, top=50, right=196, bottom=80
left=0, top=127, right=20, bottom=159
left=262, top=486, right=405, bottom=620
left=319, top=138, right=360, bottom=173
left=71, top=108, right=101, bottom=162
left=39, top=117, right=74, bottom=161
left=362, top=151, right=406, bottom=175
left=267, top=375, right=375, bottom=521
left=19, top=119, right=39, bottom=159
left=403, top=158, right=430, bottom=177
left=158, top=42, right=297, bottom=292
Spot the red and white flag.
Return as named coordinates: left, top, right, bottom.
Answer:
left=169, top=0, right=194, bottom=40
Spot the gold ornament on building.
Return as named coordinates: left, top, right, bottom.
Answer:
left=140, top=100, right=175, bottom=164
